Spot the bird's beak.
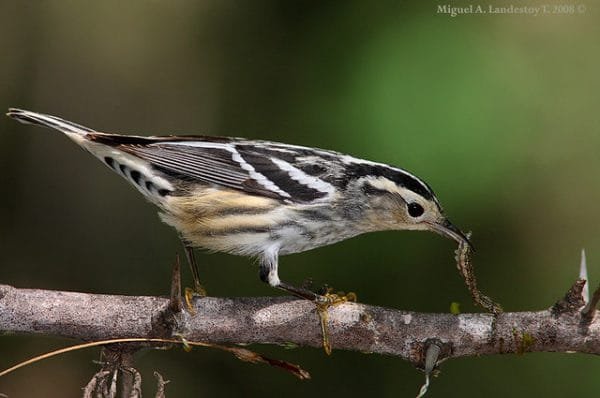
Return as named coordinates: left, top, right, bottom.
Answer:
left=429, top=219, right=474, bottom=250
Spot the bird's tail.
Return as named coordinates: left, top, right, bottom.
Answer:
left=7, top=108, right=96, bottom=139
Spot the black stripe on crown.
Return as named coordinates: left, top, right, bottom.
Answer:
left=340, top=163, right=434, bottom=200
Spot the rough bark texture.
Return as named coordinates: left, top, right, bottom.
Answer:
left=1, top=281, right=598, bottom=368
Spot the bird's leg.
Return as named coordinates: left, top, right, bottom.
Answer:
left=258, top=253, right=319, bottom=300
left=184, top=245, right=205, bottom=294
left=182, top=243, right=207, bottom=312
left=259, top=256, right=356, bottom=355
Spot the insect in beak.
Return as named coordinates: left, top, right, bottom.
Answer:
left=429, top=219, right=474, bottom=251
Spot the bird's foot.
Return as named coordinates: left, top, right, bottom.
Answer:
left=184, top=284, right=207, bottom=314
left=315, top=288, right=358, bottom=355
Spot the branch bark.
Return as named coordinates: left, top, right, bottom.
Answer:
left=1, top=281, right=599, bottom=368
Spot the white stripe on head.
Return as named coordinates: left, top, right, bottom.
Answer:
left=341, top=154, right=434, bottom=199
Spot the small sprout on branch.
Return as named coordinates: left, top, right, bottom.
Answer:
left=449, top=302, right=461, bottom=315
left=512, top=329, right=536, bottom=355
left=282, top=342, right=299, bottom=350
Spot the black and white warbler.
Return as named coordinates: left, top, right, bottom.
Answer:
left=7, top=108, right=471, bottom=301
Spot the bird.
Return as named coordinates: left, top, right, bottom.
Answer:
left=7, top=108, right=471, bottom=302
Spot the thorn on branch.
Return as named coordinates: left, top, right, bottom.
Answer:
left=424, top=341, right=441, bottom=374
left=551, top=279, right=587, bottom=316
left=579, top=249, right=589, bottom=303
left=582, top=284, right=600, bottom=322
left=416, top=340, right=443, bottom=398
left=153, top=254, right=192, bottom=340
left=580, top=251, right=600, bottom=322
left=169, top=254, right=183, bottom=314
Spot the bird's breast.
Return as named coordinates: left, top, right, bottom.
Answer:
left=158, top=188, right=363, bottom=256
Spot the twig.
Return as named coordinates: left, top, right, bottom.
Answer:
left=109, top=368, right=117, bottom=398
left=0, top=337, right=310, bottom=382
left=82, top=370, right=111, bottom=398
left=121, top=366, right=142, bottom=398
left=153, top=372, right=169, bottom=398
left=2, top=282, right=600, bottom=366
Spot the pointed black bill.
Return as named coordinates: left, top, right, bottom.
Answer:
left=430, top=219, right=474, bottom=250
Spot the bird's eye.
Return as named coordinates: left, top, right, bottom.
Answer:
left=407, top=202, right=424, bottom=218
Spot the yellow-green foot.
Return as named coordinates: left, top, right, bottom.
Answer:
left=315, top=289, right=358, bottom=355
left=184, top=285, right=207, bottom=314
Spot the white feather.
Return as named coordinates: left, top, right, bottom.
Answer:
left=161, top=141, right=292, bottom=199
left=270, top=157, right=335, bottom=198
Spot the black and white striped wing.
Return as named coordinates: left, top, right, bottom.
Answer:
left=8, top=109, right=435, bottom=206
left=92, top=136, right=338, bottom=203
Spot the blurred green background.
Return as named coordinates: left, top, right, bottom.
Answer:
left=1, top=0, right=599, bottom=397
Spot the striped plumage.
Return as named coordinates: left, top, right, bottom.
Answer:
left=7, top=108, right=470, bottom=298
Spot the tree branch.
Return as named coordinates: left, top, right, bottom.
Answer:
left=1, top=280, right=599, bottom=369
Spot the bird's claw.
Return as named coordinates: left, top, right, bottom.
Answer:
left=315, top=288, right=357, bottom=355
left=184, top=285, right=207, bottom=314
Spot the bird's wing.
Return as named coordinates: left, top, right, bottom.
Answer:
left=90, top=134, right=337, bottom=203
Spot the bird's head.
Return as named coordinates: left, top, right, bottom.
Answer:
left=350, top=166, right=472, bottom=249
